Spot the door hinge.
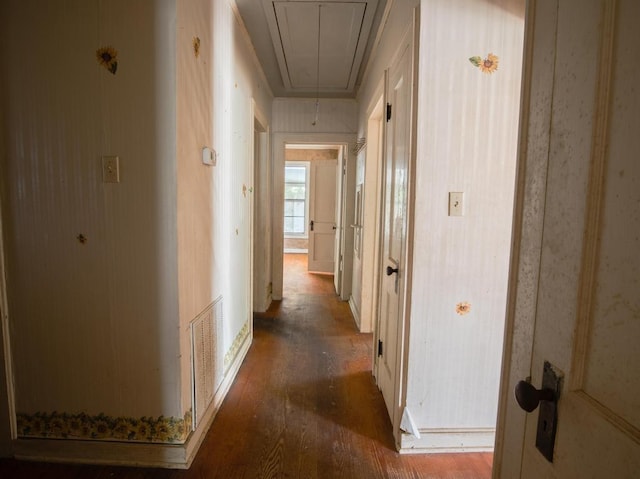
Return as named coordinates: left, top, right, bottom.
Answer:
left=378, top=339, right=383, bottom=357
left=386, top=103, right=392, bottom=122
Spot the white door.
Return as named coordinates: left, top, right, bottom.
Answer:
left=308, top=160, right=337, bottom=273
left=376, top=40, right=412, bottom=421
left=497, top=1, right=640, bottom=477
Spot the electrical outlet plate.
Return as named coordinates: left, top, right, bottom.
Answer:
left=102, top=156, right=120, bottom=183
left=202, top=146, right=217, bottom=166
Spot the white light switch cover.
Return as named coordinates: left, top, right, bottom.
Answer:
left=102, top=156, right=120, bottom=183
left=449, top=192, right=464, bottom=216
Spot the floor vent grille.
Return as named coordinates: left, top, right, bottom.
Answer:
left=191, top=296, right=223, bottom=429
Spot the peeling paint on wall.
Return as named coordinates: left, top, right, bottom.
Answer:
left=193, top=36, right=201, bottom=58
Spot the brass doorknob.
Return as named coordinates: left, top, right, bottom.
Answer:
left=515, top=380, right=555, bottom=412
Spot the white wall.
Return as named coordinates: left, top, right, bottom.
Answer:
left=0, top=0, right=272, bottom=465
left=353, top=0, right=523, bottom=451
left=177, top=0, right=215, bottom=420
left=402, top=0, right=524, bottom=450
left=176, top=0, right=273, bottom=420
left=272, top=98, right=357, bottom=134
left=0, top=0, right=180, bottom=421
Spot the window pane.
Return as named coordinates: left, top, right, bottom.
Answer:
left=292, top=217, right=305, bottom=234
left=284, top=184, right=306, bottom=200
left=284, top=217, right=305, bottom=234
left=284, top=200, right=305, bottom=216
left=285, top=166, right=306, bottom=183
left=283, top=217, right=294, bottom=233
left=284, top=164, right=307, bottom=236
left=284, top=201, right=295, bottom=216
left=292, top=201, right=305, bottom=216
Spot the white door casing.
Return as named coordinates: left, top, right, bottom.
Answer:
left=252, top=101, right=271, bottom=314
left=0, top=195, right=16, bottom=453
left=376, top=34, right=413, bottom=429
left=336, top=146, right=356, bottom=301
left=348, top=182, right=364, bottom=326
left=358, top=94, right=385, bottom=335
left=495, top=1, right=640, bottom=477
left=308, top=160, right=338, bottom=273
left=334, top=152, right=345, bottom=293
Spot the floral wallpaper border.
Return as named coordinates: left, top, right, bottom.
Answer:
left=17, top=322, right=250, bottom=444
left=16, top=409, right=192, bottom=444
left=224, top=320, right=250, bottom=370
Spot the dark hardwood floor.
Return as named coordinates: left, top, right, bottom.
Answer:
left=0, top=254, right=493, bottom=478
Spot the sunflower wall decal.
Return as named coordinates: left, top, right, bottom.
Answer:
left=456, top=302, right=471, bottom=315
left=469, top=53, right=499, bottom=74
left=96, top=46, right=118, bottom=75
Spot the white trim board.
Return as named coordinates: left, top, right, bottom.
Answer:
left=399, top=428, right=495, bottom=454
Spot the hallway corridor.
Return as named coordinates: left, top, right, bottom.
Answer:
left=0, top=254, right=492, bottom=478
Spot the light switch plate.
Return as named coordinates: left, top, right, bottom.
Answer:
left=102, top=156, right=120, bottom=183
left=449, top=192, right=463, bottom=216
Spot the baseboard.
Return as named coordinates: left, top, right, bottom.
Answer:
left=255, top=292, right=272, bottom=314
left=12, top=437, right=191, bottom=469
left=348, top=297, right=361, bottom=330
left=399, top=427, right=495, bottom=454
left=12, top=332, right=253, bottom=469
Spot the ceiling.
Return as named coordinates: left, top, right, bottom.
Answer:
left=235, top=0, right=387, bottom=99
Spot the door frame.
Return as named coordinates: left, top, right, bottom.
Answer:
left=493, top=1, right=551, bottom=476
left=356, top=89, right=385, bottom=335
left=0, top=189, right=16, bottom=454
left=251, top=100, right=271, bottom=314
left=373, top=8, right=420, bottom=445
left=271, top=133, right=356, bottom=301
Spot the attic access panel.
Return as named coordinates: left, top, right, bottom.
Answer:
left=264, top=1, right=378, bottom=95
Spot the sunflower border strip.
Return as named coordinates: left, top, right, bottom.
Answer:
left=16, top=409, right=192, bottom=444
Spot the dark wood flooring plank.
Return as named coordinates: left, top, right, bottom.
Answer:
left=0, top=254, right=493, bottom=479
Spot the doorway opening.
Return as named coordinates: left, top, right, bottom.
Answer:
left=282, top=144, right=342, bottom=296
left=271, top=134, right=355, bottom=303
